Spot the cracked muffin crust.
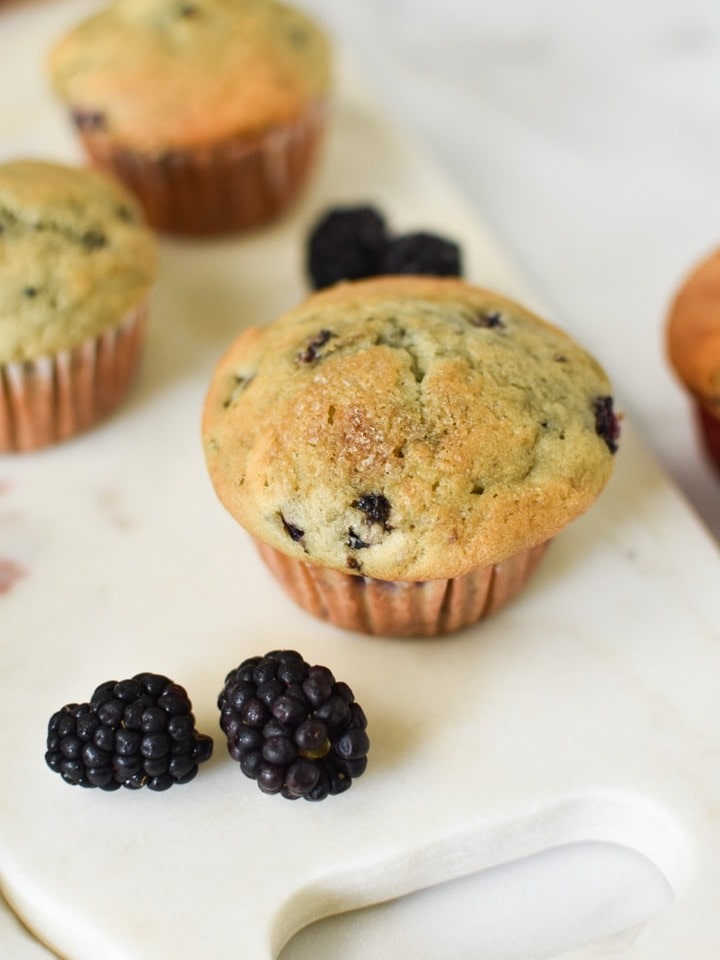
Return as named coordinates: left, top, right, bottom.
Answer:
left=0, top=159, right=156, bottom=451
left=202, top=276, right=618, bottom=589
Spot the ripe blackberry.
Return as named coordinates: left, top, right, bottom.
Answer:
left=218, top=650, right=369, bottom=800
left=307, top=205, right=389, bottom=289
left=382, top=231, right=462, bottom=277
left=45, top=673, right=213, bottom=791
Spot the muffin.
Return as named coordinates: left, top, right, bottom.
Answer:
left=666, top=248, right=720, bottom=474
left=48, top=0, right=332, bottom=236
left=0, top=159, right=156, bottom=452
left=202, top=276, right=619, bottom=636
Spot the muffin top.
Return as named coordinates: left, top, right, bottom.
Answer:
left=48, top=0, right=332, bottom=151
left=0, top=160, right=156, bottom=364
left=203, top=277, right=619, bottom=581
left=667, top=248, right=720, bottom=414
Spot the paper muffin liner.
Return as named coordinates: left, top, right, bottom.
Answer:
left=0, top=302, right=147, bottom=453
left=695, top=402, right=720, bottom=475
left=254, top=539, right=550, bottom=637
left=73, top=101, right=328, bottom=236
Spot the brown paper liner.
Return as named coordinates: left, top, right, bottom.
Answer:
left=254, top=539, right=550, bottom=637
left=0, top=302, right=147, bottom=453
left=695, top=402, right=720, bottom=476
left=74, top=102, right=328, bottom=236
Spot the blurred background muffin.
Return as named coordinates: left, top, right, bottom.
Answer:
left=0, top=159, right=156, bottom=452
left=202, top=276, right=619, bottom=636
left=48, top=0, right=332, bottom=236
left=666, top=248, right=720, bottom=477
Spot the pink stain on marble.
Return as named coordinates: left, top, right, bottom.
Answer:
left=98, top=488, right=133, bottom=530
left=0, top=559, right=26, bottom=594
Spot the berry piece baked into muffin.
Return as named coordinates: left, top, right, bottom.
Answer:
left=48, top=0, right=332, bottom=236
left=666, top=248, right=720, bottom=475
left=0, top=159, right=156, bottom=453
left=202, top=276, right=619, bottom=636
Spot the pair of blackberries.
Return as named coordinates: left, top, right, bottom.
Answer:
left=307, top=204, right=462, bottom=290
left=45, top=651, right=369, bottom=801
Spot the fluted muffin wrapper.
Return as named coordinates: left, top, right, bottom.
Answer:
left=0, top=301, right=147, bottom=453
left=73, top=101, right=328, bottom=236
left=254, top=539, right=550, bottom=638
left=694, top=402, right=720, bottom=475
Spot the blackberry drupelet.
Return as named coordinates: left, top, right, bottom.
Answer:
left=45, top=673, right=213, bottom=791
left=218, top=650, right=369, bottom=800
left=382, top=231, right=462, bottom=277
left=307, top=205, right=389, bottom=289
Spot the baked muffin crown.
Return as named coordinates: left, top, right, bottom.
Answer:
left=667, top=248, right=720, bottom=412
left=0, top=160, right=156, bottom=364
left=48, top=0, right=332, bottom=151
left=203, top=277, right=617, bottom=581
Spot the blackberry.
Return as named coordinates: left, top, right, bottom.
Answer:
left=382, top=231, right=462, bottom=277
left=307, top=205, right=389, bottom=289
left=45, top=673, right=213, bottom=791
left=218, top=650, right=369, bottom=800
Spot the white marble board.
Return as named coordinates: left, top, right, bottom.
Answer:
left=1, top=2, right=720, bottom=958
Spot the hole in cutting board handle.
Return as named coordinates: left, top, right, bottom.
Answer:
left=279, top=841, right=673, bottom=960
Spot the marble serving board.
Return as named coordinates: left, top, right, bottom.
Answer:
left=2, top=2, right=720, bottom=958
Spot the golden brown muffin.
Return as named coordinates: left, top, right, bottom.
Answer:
left=202, top=277, right=619, bottom=635
left=667, top=248, right=720, bottom=473
left=0, top=159, right=156, bottom=452
left=48, top=0, right=332, bottom=235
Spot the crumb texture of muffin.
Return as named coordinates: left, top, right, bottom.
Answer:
left=0, top=159, right=156, bottom=451
left=48, top=0, right=332, bottom=153
left=203, top=277, right=617, bottom=583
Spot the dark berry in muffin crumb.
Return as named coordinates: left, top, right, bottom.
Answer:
left=45, top=674, right=213, bottom=791
left=593, top=396, right=621, bottom=453
left=347, top=527, right=370, bottom=550
left=382, top=231, right=462, bottom=278
left=351, top=492, right=392, bottom=530
left=218, top=650, right=369, bottom=800
left=307, top=206, right=389, bottom=289
left=280, top=513, right=305, bottom=542
left=470, top=309, right=504, bottom=329
left=296, top=328, right=336, bottom=364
